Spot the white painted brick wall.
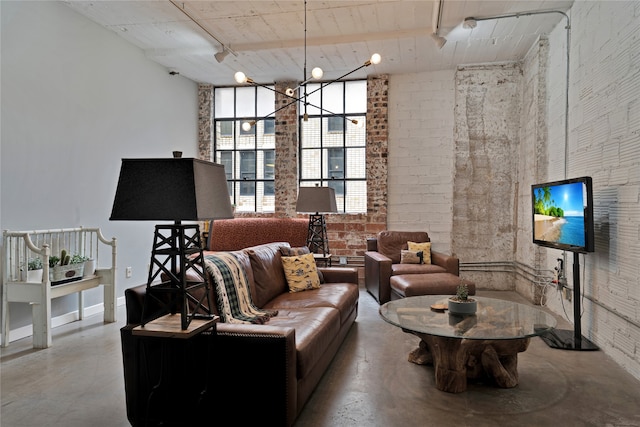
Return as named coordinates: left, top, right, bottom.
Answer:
left=542, top=0, right=640, bottom=380
left=388, top=70, right=456, bottom=253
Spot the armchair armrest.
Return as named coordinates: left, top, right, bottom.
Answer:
left=431, top=251, right=459, bottom=276
left=318, top=266, right=358, bottom=284
left=364, top=251, right=393, bottom=304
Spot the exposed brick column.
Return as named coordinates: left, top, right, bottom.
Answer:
left=328, top=74, right=389, bottom=262
left=198, top=84, right=213, bottom=161
left=366, top=74, right=389, bottom=228
left=274, top=81, right=299, bottom=218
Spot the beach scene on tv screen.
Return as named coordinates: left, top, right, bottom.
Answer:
left=533, top=182, right=586, bottom=247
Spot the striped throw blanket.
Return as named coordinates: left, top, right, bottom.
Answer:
left=203, top=252, right=277, bottom=324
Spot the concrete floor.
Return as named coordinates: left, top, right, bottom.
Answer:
left=2, top=288, right=640, bottom=426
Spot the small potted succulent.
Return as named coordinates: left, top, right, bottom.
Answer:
left=448, top=283, right=477, bottom=315
left=26, top=257, right=44, bottom=282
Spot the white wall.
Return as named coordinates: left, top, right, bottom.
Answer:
left=387, top=70, right=456, bottom=253
left=542, top=0, right=640, bottom=379
left=1, top=1, right=199, bottom=331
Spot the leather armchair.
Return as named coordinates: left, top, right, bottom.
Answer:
left=364, top=231, right=460, bottom=304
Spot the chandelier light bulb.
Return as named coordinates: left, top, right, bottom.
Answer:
left=370, top=53, right=382, bottom=65
left=234, top=71, right=248, bottom=84
left=311, top=67, right=324, bottom=79
left=241, top=121, right=252, bottom=131
left=285, top=88, right=295, bottom=97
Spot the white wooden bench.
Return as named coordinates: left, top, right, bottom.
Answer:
left=2, top=227, right=116, bottom=348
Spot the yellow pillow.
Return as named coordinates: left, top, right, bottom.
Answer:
left=281, top=253, right=321, bottom=293
left=407, top=241, right=431, bottom=264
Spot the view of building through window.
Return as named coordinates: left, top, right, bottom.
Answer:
left=213, top=80, right=367, bottom=213
left=300, top=80, right=367, bottom=213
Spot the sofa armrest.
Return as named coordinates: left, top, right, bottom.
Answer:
left=318, top=266, right=358, bottom=284
left=431, top=251, right=459, bottom=276
left=364, top=251, right=392, bottom=304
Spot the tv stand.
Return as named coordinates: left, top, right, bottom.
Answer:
left=541, top=251, right=599, bottom=351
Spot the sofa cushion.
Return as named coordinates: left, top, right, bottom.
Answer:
left=400, top=250, right=423, bottom=264
left=377, top=231, right=430, bottom=264
left=407, top=241, right=432, bottom=264
left=265, top=307, right=341, bottom=380
left=281, top=253, right=321, bottom=293
left=244, top=242, right=290, bottom=307
left=264, top=282, right=359, bottom=325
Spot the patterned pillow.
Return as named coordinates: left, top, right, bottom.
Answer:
left=279, top=246, right=324, bottom=283
left=407, top=241, right=431, bottom=264
left=279, top=246, right=310, bottom=256
left=281, top=253, right=321, bottom=293
left=400, top=250, right=423, bottom=264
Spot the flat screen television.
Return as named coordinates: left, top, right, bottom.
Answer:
left=532, top=176, right=595, bottom=253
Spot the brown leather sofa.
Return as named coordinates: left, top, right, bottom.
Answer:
left=364, top=230, right=460, bottom=304
left=121, top=239, right=359, bottom=427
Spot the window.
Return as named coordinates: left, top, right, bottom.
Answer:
left=219, top=121, right=233, bottom=137
left=299, top=80, right=367, bottom=213
left=263, top=118, right=275, bottom=135
left=327, top=116, right=344, bottom=133
left=264, top=150, right=275, bottom=196
left=214, top=86, right=276, bottom=212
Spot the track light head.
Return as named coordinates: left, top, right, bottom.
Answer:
left=214, top=48, right=230, bottom=63
left=463, top=17, right=477, bottom=29
left=430, top=33, right=447, bottom=49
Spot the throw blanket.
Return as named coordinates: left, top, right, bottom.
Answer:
left=203, top=253, right=277, bottom=324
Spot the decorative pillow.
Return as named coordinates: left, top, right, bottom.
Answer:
left=279, top=246, right=309, bottom=256
left=281, top=253, right=321, bottom=293
left=400, top=250, right=423, bottom=264
left=407, top=241, right=432, bottom=264
left=279, top=246, right=324, bottom=283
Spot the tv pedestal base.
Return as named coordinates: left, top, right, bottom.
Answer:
left=542, top=252, right=599, bottom=352
left=540, top=328, right=598, bottom=351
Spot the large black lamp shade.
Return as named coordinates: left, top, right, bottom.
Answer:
left=110, top=158, right=233, bottom=222
left=110, top=157, right=232, bottom=330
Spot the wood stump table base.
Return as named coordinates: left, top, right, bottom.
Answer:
left=407, top=332, right=530, bottom=393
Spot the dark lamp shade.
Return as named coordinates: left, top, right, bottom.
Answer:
left=295, top=186, right=337, bottom=213
left=110, top=158, right=234, bottom=221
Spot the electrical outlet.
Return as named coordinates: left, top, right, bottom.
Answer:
left=339, top=256, right=347, bottom=265
left=563, top=287, right=572, bottom=301
left=125, top=266, right=132, bottom=278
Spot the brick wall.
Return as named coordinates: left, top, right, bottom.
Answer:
left=452, top=63, right=522, bottom=290
left=541, top=1, right=640, bottom=379
left=387, top=70, right=456, bottom=253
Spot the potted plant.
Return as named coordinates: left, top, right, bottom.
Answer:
left=26, top=257, right=44, bottom=282
left=448, top=283, right=477, bottom=315
left=50, top=250, right=85, bottom=284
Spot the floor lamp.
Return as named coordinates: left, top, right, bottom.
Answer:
left=110, top=156, right=234, bottom=329
left=295, top=186, right=337, bottom=258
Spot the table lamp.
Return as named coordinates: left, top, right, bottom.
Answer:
left=110, top=156, right=234, bottom=329
left=295, top=186, right=337, bottom=257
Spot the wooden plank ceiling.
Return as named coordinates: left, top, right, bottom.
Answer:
left=63, top=0, right=574, bottom=85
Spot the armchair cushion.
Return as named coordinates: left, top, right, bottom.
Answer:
left=407, top=241, right=432, bottom=264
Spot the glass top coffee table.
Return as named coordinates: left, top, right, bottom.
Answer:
left=380, top=295, right=557, bottom=393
